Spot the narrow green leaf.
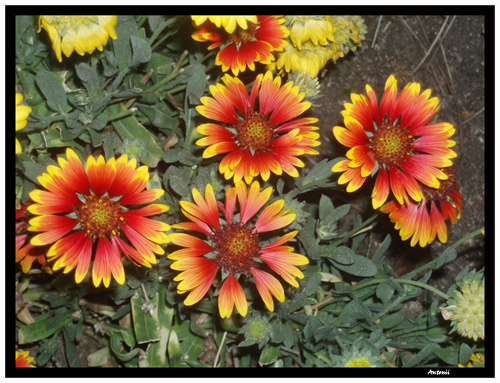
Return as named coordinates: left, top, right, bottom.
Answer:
left=18, top=310, right=75, bottom=344
left=403, top=344, right=436, bottom=367
left=63, top=326, right=80, bottom=367
left=376, top=282, right=395, bottom=304
left=372, top=234, right=391, bottom=264
left=331, top=254, right=378, bottom=277
left=434, top=247, right=457, bottom=270
left=433, top=346, right=459, bottom=366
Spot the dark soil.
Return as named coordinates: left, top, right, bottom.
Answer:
left=308, top=15, right=485, bottom=293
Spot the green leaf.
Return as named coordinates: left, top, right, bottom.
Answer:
left=372, top=234, right=391, bottom=264
left=300, top=158, right=341, bottom=192
left=75, top=62, right=99, bottom=89
left=185, top=61, right=208, bottom=104
left=376, top=282, right=395, bottom=304
left=458, top=343, right=473, bottom=366
left=35, top=70, right=67, bottom=114
left=18, top=310, right=75, bottom=344
left=433, top=346, right=459, bottom=366
left=109, top=331, right=142, bottom=362
left=167, top=330, right=182, bottom=367
left=403, top=343, right=436, bottom=367
left=87, top=347, right=111, bottom=367
left=148, top=16, right=165, bottom=33
left=331, top=253, right=378, bottom=277
left=337, top=298, right=372, bottom=325
left=377, top=312, right=405, bottom=329
left=434, top=247, right=457, bottom=270
left=63, top=325, right=80, bottom=367
left=20, top=156, right=47, bottom=185
left=137, top=103, right=177, bottom=131
left=130, top=291, right=160, bottom=344
left=258, top=344, right=280, bottom=366
left=321, top=245, right=356, bottom=264
left=130, top=35, right=152, bottom=67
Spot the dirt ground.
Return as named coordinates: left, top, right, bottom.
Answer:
left=309, top=14, right=485, bottom=292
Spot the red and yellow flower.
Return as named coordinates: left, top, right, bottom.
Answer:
left=27, top=148, right=170, bottom=288
left=192, top=15, right=289, bottom=75
left=381, top=167, right=462, bottom=247
left=196, top=71, right=320, bottom=184
left=332, top=75, right=457, bottom=209
left=16, top=202, right=52, bottom=274
left=169, top=181, right=308, bottom=318
left=16, top=351, right=36, bottom=368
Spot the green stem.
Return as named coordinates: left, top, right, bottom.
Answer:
left=332, top=211, right=380, bottom=247
left=314, top=352, right=332, bottom=365
left=148, top=17, right=177, bottom=46
left=167, top=84, right=187, bottom=94
left=401, top=227, right=485, bottom=279
left=395, top=278, right=450, bottom=300
left=137, top=15, right=148, bottom=28
left=146, top=50, right=189, bottom=93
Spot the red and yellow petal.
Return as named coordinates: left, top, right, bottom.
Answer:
left=92, top=237, right=125, bottom=288
left=218, top=273, right=248, bottom=318
left=251, top=267, right=285, bottom=312
left=254, top=200, right=295, bottom=233
left=237, top=181, right=272, bottom=224
left=86, top=155, right=116, bottom=197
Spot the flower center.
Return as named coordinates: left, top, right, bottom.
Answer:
left=369, top=121, right=414, bottom=166
left=211, top=222, right=260, bottom=275
left=228, top=22, right=258, bottom=45
left=75, top=194, right=123, bottom=239
left=234, top=112, right=275, bottom=151
left=422, top=166, right=457, bottom=201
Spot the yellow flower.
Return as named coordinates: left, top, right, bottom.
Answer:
left=191, top=15, right=257, bottom=34
left=268, top=42, right=333, bottom=78
left=38, top=16, right=117, bottom=62
left=285, top=16, right=334, bottom=50
left=345, top=356, right=373, bottom=367
left=450, top=279, right=485, bottom=341
left=16, top=88, right=32, bottom=154
left=458, top=352, right=484, bottom=368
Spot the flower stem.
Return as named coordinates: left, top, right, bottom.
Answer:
left=395, top=278, right=450, bottom=300
left=332, top=212, right=380, bottom=247
left=148, top=17, right=177, bottom=46
left=146, top=50, right=189, bottom=93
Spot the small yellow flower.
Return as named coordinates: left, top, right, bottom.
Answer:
left=450, top=279, right=485, bottom=341
left=191, top=15, right=257, bottom=34
left=458, top=352, right=484, bottom=368
left=345, top=356, right=373, bottom=367
left=38, top=16, right=117, bottom=62
left=16, top=88, right=32, bottom=154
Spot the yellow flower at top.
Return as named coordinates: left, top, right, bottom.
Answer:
left=16, top=88, right=32, bottom=154
left=191, top=15, right=257, bottom=34
left=38, top=16, right=117, bottom=62
left=285, top=16, right=334, bottom=50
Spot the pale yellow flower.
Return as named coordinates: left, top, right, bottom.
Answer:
left=285, top=16, right=334, bottom=50
left=16, top=89, right=32, bottom=154
left=450, top=279, right=485, bottom=341
left=191, top=15, right=257, bottom=34
left=38, top=16, right=117, bottom=62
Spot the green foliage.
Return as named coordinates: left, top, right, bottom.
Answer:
left=14, top=14, right=484, bottom=370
